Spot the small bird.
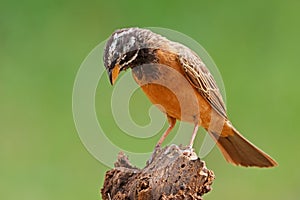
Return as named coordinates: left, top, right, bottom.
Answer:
left=103, top=27, right=277, bottom=167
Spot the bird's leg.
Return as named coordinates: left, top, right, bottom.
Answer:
left=147, top=116, right=176, bottom=165
left=188, top=124, right=199, bottom=148
left=155, top=116, right=176, bottom=149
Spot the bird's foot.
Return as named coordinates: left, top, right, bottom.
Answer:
left=182, top=145, right=198, bottom=160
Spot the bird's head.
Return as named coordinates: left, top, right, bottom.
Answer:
left=103, top=28, right=144, bottom=85
left=103, top=27, right=167, bottom=85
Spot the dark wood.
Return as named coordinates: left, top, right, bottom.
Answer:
left=101, top=145, right=215, bottom=200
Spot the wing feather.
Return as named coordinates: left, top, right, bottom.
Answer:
left=178, top=50, right=227, bottom=118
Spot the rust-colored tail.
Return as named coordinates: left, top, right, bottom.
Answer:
left=209, top=125, right=278, bottom=168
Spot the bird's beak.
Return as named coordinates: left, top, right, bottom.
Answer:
left=109, top=64, right=120, bottom=85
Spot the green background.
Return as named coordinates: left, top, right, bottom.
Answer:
left=1, top=0, right=299, bottom=199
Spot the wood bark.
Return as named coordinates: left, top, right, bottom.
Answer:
left=101, top=145, right=215, bottom=200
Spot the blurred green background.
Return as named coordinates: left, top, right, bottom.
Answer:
left=1, top=0, right=300, bottom=199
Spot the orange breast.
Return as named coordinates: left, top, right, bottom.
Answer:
left=131, top=49, right=219, bottom=129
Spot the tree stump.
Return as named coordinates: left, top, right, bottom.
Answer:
left=101, top=144, right=215, bottom=200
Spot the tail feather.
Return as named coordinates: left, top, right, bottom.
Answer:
left=209, top=127, right=278, bottom=168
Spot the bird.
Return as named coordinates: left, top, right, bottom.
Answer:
left=103, top=27, right=278, bottom=167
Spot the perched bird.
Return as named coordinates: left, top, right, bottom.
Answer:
left=103, top=27, right=277, bottom=167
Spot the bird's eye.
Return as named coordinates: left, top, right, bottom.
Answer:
left=119, top=50, right=138, bottom=66
left=119, top=54, right=129, bottom=66
left=119, top=57, right=126, bottom=66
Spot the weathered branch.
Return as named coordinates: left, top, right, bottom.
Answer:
left=101, top=145, right=215, bottom=200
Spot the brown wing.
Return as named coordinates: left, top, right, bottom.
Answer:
left=178, top=50, right=227, bottom=119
